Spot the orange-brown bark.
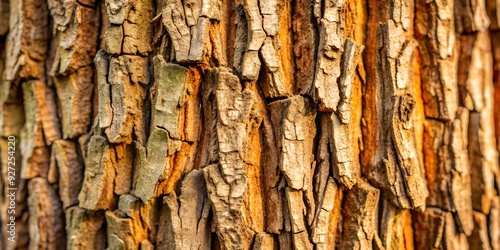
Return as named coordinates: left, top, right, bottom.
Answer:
left=0, top=0, right=499, bottom=249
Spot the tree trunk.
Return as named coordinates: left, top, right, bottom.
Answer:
left=0, top=0, right=499, bottom=249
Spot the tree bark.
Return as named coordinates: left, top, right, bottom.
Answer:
left=0, top=0, right=499, bottom=249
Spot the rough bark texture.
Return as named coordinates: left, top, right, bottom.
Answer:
left=0, top=0, right=499, bottom=249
